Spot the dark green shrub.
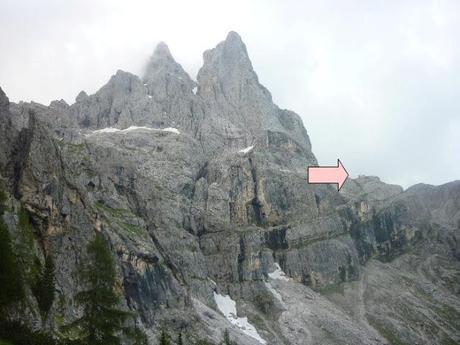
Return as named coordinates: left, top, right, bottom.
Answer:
left=0, top=320, right=56, bottom=345
left=0, top=218, right=24, bottom=309
left=159, top=329, right=171, bottom=345
left=221, top=329, right=237, bottom=345
left=253, top=292, right=274, bottom=314
left=32, top=254, right=55, bottom=319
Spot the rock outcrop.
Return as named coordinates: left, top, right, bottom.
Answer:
left=0, top=32, right=459, bottom=345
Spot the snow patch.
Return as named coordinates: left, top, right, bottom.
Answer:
left=89, top=126, right=180, bottom=135
left=93, top=127, right=120, bottom=134
left=163, top=127, right=180, bottom=134
left=147, top=95, right=152, bottom=99
left=122, top=126, right=153, bottom=132
left=239, top=145, right=254, bottom=154
left=268, top=263, right=290, bottom=281
left=213, top=292, right=266, bottom=344
left=192, top=86, right=198, bottom=94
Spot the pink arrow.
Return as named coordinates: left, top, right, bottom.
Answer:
left=307, top=159, right=349, bottom=191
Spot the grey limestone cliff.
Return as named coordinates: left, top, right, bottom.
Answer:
left=0, top=32, right=459, bottom=345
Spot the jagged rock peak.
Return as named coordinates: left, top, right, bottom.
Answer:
left=197, top=31, right=271, bottom=108
left=143, top=41, right=180, bottom=78
left=0, top=87, right=9, bottom=111
left=224, top=31, right=245, bottom=49
left=143, top=41, right=195, bottom=100
left=200, top=31, right=252, bottom=72
left=110, top=69, right=139, bottom=83
left=152, top=41, right=173, bottom=60
left=143, top=41, right=194, bottom=86
left=75, top=90, right=88, bottom=103
left=49, top=99, right=69, bottom=109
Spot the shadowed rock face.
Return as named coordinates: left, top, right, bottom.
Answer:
left=0, top=33, right=459, bottom=345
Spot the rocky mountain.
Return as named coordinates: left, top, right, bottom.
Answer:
left=0, top=32, right=459, bottom=345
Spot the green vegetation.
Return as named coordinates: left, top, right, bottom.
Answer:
left=120, top=222, right=144, bottom=236
left=0, top=192, right=147, bottom=345
left=32, top=254, right=56, bottom=319
left=221, top=329, right=237, bottom=345
left=194, top=340, right=214, bottom=345
left=62, top=232, right=145, bottom=345
left=0, top=320, right=58, bottom=345
left=339, top=266, right=346, bottom=282
left=94, top=201, right=129, bottom=218
left=0, top=189, right=25, bottom=311
left=368, top=317, right=410, bottom=345
left=122, top=327, right=148, bottom=345
left=253, top=292, right=274, bottom=314
left=94, top=201, right=145, bottom=238
left=65, top=142, right=87, bottom=155
left=159, top=329, right=171, bottom=345
left=0, top=191, right=55, bottom=345
left=0, top=215, right=24, bottom=310
left=347, top=263, right=358, bottom=279
left=0, top=188, right=7, bottom=213
left=320, top=282, right=345, bottom=296
left=18, top=208, right=35, bottom=248
left=0, top=191, right=225, bottom=345
left=434, top=304, right=460, bottom=331
left=246, top=313, right=266, bottom=331
left=152, top=330, right=239, bottom=345
left=15, top=206, right=56, bottom=321
left=17, top=207, right=41, bottom=285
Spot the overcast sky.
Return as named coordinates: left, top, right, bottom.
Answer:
left=1, top=0, right=459, bottom=188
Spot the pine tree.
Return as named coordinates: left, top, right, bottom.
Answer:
left=159, top=329, right=171, bottom=345
left=69, top=232, right=133, bottom=345
left=221, top=329, right=236, bottom=345
left=17, top=207, right=37, bottom=283
left=194, top=339, right=214, bottom=345
left=0, top=216, right=24, bottom=310
left=131, top=326, right=148, bottom=345
left=32, top=254, right=55, bottom=319
left=178, top=332, right=183, bottom=345
left=0, top=188, right=7, bottom=214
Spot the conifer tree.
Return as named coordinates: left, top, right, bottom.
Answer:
left=70, top=232, right=132, bottom=345
left=32, top=254, right=55, bottom=319
left=159, top=329, right=171, bottom=345
left=131, top=326, right=148, bottom=345
left=221, top=329, right=236, bottom=345
left=0, top=212, right=24, bottom=310
left=17, top=207, right=37, bottom=283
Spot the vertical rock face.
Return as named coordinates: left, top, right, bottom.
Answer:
left=70, top=41, right=200, bottom=132
left=0, top=32, right=459, bottom=345
left=142, top=42, right=199, bottom=132
left=0, top=87, right=13, bottom=171
left=196, top=31, right=314, bottom=161
left=71, top=70, right=146, bottom=128
left=0, top=87, right=9, bottom=112
left=197, top=31, right=273, bottom=134
left=143, top=41, right=196, bottom=99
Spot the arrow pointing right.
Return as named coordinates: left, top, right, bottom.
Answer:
left=307, top=159, right=349, bottom=191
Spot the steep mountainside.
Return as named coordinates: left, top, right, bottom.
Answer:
left=0, top=32, right=459, bottom=345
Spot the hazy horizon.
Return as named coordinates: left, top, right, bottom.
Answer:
left=1, top=0, right=459, bottom=188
